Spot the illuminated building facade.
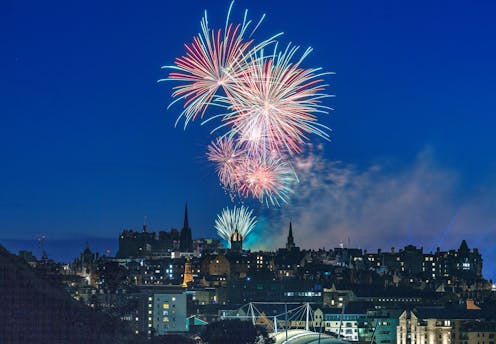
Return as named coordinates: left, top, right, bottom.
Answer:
left=133, top=289, right=188, bottom=337
left=397, top=310, right=452, bottom=344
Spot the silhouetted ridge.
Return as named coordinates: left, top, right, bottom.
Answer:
left=0, top=245, right=140, bottom=343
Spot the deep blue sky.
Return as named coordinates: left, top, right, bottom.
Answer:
left=1, top=0, right=496, bottom=277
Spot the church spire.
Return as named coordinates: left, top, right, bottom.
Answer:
left=180, top=203, right=193, bottom=252
left=286, top=221, right=295, bottom=250
left=183, top=203, right=189, bottom=230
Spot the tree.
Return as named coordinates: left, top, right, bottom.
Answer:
left=97, top=261, right=129, bottom=292
left=151, top=334, right=196, bottom=344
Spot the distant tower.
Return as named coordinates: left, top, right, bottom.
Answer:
left=458, top=240, right=469, bottom=255
left=37, top=234, right=48, bottom=262
left=82, top=241, right=93, bottom=263
left=182, top=259, right=194, bottom=287
left=286, top=222, right=296, bottom=250
left=230, top=229, right=243, bottom=252
left=143, top=215, right=148, bottom=233
left=180, top=203, right=193, bottom=252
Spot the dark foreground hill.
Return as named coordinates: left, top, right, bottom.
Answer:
left=0, top=244, right=143, bottom=344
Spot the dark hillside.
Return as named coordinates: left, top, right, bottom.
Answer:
left=0, top=244, right=143, bottom=343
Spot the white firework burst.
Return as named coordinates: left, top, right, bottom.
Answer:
left=214, top=205, right=257, bottom=244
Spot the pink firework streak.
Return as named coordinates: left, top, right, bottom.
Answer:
left=236, top=154, right=298, bottom=206
left=218, top=45, right=333, bottom=155
left=161, top=3, right=334, bottom=208
left=207, top=137, right=244, bottom=190
left=160, top=3, right=280, bottom=128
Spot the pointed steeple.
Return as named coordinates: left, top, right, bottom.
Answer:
left=83, top=241, right=92, bottom=254
left=286, top=221, right=295, bottom=250
left=459, top=240, right=470, bottom=254
left=183, top=203, right=190, bottom=230
left=143, top=215, right=148, bottom=232
left=180, top=203, right=193, bottom=252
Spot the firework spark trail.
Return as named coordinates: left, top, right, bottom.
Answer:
left=215, top=205, right=258, bottom=244
left=160, top=2, right=333, bottom=207
left=236, top=154, right=298, bottom=206
left=207, top=136, right=245, bottom=191
left=207, top=136, right=299, bottom=206
left=215, top=44, right=333, bottom=156
left=159, top=2, right=281, bottom=128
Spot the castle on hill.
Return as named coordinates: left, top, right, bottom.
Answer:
left=116, top=204, right=193, bottom=258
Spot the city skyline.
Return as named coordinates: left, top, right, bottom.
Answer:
left=2, top=1, right=496, bottom=280
left=2, top=213, right=494, bottom=284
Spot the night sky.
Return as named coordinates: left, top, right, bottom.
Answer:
left=2, top=1, right=496, bottom=279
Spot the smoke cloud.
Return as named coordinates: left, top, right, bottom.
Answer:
left=259, top=145, right=496, bottom=280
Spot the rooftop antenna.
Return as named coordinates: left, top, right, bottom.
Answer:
left=37, top=234, right=48, bottom=261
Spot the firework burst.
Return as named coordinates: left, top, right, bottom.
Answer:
left=237, top=154, right=298, bottom=206
left=160, top=2, right=333, bottom=208
left=207, top=136, right=244, bottom=190
left=215, top=205, right=257, bottom=245
left=217, top=44, right=333, bottom=155
left=160, top=2, right=280, bottom=128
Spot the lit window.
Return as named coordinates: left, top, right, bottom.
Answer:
left=172, top=297, right=176, bottom=302
left=163, top=303, right=169, bottom=309
left=163, top=317, right=169, bottom=322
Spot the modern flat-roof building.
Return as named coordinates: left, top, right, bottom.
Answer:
left=130, top=287, right=189, bottom=337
